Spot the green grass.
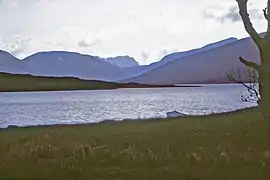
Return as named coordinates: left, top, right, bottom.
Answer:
left=0, top=108, right=270, bottom=179
left=0, top=72, right=177, bottom=92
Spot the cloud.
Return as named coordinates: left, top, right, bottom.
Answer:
left=78, top=40, right=91, bottom=47
left=221, top=7, right=264, bottom=22
left=78, top=39, right=101, bottom=48
left=0, top=0, right=267, bottom=64
left=248, top=8, right=265, bottom=20
left=219, top=7, right=241, bottom=22
left=141, top=51, right=149, bottom=62
left=154, top=48, right=179, bottom=62
left=3, top=36, right=31, bottom=57
left=204, top=5, right=264, bottom=23
left=203, top=6, right=241, bottom=23
left=203, top=11, right=215, bottom=19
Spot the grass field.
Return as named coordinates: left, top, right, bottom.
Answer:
left=0, top=108, right=270, bottom=179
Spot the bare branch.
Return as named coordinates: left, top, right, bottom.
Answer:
left=236, top=0, right=263, bottom=47
left=228, top=68, right=260, bottom=103
left=263, top=8, right=268, bottom=20
left=239, top=56, right=260, bottom=71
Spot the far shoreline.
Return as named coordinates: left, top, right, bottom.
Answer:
left=0, top=84, right=202, bottom=93
left=0, top=72, right=202, bottom=93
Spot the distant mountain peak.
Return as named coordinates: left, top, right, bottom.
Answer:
left=105, top=56, right=139, bottom=68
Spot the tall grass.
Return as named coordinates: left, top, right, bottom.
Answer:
left=0, top=108, right=269, bottom=179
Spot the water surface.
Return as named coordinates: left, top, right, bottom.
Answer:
left=0, top=84, right=256, bottom=128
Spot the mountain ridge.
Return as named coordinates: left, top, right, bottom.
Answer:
left=122, top=36, right=260, bottom=84
left=0, top=35, right=260, bottom=84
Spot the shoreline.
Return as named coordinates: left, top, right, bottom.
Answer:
left=2, top=107, right=257, bottom=130
left=0, top=72, right=202, bottom=93
left=0, top=84, right=202, bottom=93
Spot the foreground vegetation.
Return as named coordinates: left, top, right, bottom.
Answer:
left=0, top=108, right=270, bottom=179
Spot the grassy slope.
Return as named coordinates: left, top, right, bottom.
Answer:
left=0, top=72, right=177, bottom=92
left=0, top=108, right=270, bottom=180
left=0, top=72, right=120, bottom=92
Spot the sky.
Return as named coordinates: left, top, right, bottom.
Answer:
left=0, top=0, right=268, bottom=65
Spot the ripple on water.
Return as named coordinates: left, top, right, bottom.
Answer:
left=0, top=84, right=256, bottom=128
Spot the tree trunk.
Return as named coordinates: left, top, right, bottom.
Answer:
left=258, top=49, right=270, bottom=119
left=236, top=0, right=270, bottom=145
left=259, top=74, right=270, bottom=118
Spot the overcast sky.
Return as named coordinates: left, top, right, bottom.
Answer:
left=0, top=0, right=267, bottom=64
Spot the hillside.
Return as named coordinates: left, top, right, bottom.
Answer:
left=0, top=50, right=27, bottom=74
left=123, top=36, right=260, bottom=84
left=22, top=51, right=130, bottom=81
left=0, top=72, right=177, bottom=92
left=151, top=37, right=238, bottom=67
left=0, top=72, right=119, bottom=92
left=0, top=50, right=141, bottom=82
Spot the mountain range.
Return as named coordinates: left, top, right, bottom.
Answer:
left=122, top=36, right=260, bottom=84
left=0, top=51, right=139, bottom=81
left=0, top=35, right=261, bottom=84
